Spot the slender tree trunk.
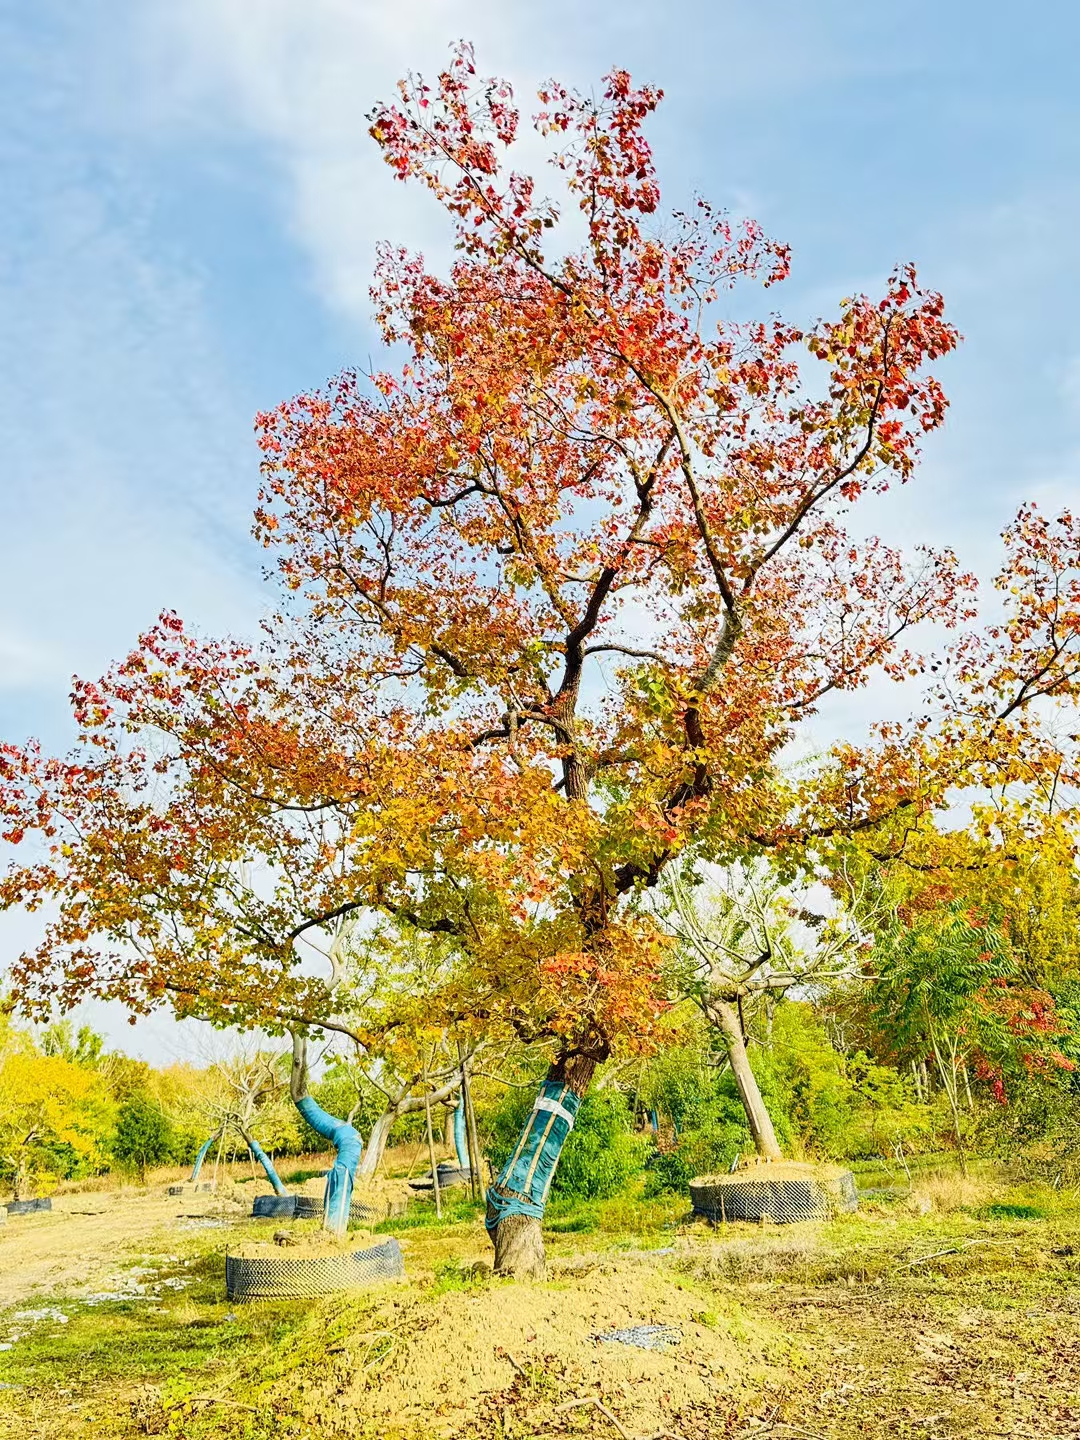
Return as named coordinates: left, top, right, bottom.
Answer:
left=452, top=1095, right=469, bottom=1171
left=356, top=1109, right=394, bottom=1180
left=711, top=1000, right=783, bottom=1161
left=930, top=1031, right=967, bottom=1176
left=462, top=1056, right=485, bottom=1203
left=235, top=1122, right=288, bottom=1196
left=189, top=1132, right=218, bottom=1183
left=356, top=1073, right=463, bottom=1180
left=962, top=1064, right=975, bottom=1111
left=486, top=1050, right=598, bottom=1279
left=423, top=1078, right=441, bottom=1219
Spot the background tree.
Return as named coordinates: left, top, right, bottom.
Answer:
left=0, top=1016, right=114, bottom=1198
left=110, top=1094, right=176, bottom=1180
left=656, top=860, right=869, bottom=1160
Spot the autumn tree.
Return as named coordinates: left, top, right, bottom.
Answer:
left=0, top=1017, right=113, bottom=1199
left=3, top=46, right=1080, bottom=1274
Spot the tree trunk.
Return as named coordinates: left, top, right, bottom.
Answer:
left=356, top=1109, right=394, bottom=1180
left=189, top=1132, right=218, bottom=1183
left=452, top=1095, right=469, bottom=1171
left=711, top=1000, right=783, bottom=1160
left=357, top=1074, right=463, bottom=1180
left=235, top=1122, right=288, bottom=1195
left=486, top=1050, right=598, bottom=1279
left=290, top=1034, right=363, bottom=1234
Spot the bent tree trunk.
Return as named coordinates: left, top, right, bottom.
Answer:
left=189, top=1131, right=218, bottom=1183
left=485, top=1051, right=597, bottom=1280
left=711, top=999, right=782, bottom=1160
left=290, top=1035, right=362, bottom=1234
left=235, top=1122, right=288, bottom=1196
left=356, top=1073, right=463, bottom=1181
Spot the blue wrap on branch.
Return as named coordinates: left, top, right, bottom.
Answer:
left=244, top=1132, right=288, bottom=1196
left=190, top=1134, right=216, bottom=1183
left=453, top=1096, right=469, bottom=1171
left=296, top=1095, right=362, bottom=1233
left=485, top=1081, right=581, bottom=1232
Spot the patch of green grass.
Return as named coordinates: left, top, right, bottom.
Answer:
left=280, top=1166, right=328, bottom=1185
left=544, top=1212, right=598, bottom=1234
left=977, top=1201, right=1046, bottom=1220
left=427, top=1258, right=494, bottom=1297
left=373, top=1196, right=485, bottom=1232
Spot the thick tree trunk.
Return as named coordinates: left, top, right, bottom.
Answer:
left=486, top=1050, right=599, bottom=1279
left=712, top=1000, right=783, bottom=1161
left=290, top=1034, right=362, bottom=1234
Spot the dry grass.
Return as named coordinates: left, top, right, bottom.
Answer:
left=906, top=1167, right=998, bottom=1214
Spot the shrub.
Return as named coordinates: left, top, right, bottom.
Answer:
left=111, top=1095, right=176, bottom=1176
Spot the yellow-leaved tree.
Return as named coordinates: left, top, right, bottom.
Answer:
left=0, top=1017, right=114, bottom=1200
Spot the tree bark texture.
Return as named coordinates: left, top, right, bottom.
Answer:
left=711, top=1000, right=783, bottom=1160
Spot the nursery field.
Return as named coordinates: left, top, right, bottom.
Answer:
left=1, top=1162, right=1078, bottom=1440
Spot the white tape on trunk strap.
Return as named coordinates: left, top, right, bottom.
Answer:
left=533, top=1096, right=576, bottom=1130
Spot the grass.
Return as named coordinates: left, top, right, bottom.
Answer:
left=3, top=1164, right=1080, bottom=1439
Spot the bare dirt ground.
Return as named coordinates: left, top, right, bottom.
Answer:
left=0, top=1188, right=246, bottom=1307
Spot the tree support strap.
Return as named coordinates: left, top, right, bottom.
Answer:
left=485, top=1081, right=581, bottom=1232
left=295, top=1095, right=362, bottom=1233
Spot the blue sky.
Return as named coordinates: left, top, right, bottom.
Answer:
left=2, top=0, right=1079, bottom=1055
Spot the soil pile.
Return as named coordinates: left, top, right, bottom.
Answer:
left=295, top=1252, right=784, bottom=1440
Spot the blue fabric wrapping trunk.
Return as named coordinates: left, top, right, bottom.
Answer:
left=246, top=1134, right=288, bottom=1196
left=190, top=1134, right=216, bottom=1183
left=485, top=1080, right=581, bottom=1232
left=295, top=1095, right=362, bottom=1233
left=453, top=1097, right=469, bottom=1171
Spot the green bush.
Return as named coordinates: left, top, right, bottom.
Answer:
left=110, top=1095, right=177, bottom=1175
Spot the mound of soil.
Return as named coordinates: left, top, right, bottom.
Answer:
left=294, top=1252, right=783, bottom=1439
left=695, top=1159, right=851, bottom=1186
left=228, top=1229, right=379, bottom=1260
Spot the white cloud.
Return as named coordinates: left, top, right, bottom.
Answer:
left=136, top=0, right=545, bottom=324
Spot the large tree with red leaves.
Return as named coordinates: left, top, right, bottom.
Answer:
left=4, top=47, right=1078, bottom=1275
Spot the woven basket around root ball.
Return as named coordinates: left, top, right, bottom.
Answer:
left=6, top=1197, right=53, bottom=1216
left=689, top=1166, right=858, bottom=1224
left=292, top=1195, right=387, bottom=1224
left=225, top=1237, right=405, bottom=1301
left=252, top=1194, right=298, bottom=1219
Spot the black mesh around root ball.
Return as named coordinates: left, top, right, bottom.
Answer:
left=410, top=1163, right=472, bottom=1191
left=6, top=1197, right=53, bottom=1215
left=292, top=1195, right=383, bottom=1223
left=689, top=1170, right=858, bottom=1224
left=225, top=1237, right=405, bottom=1300
left=252, top=1194, right=298, bottom=1218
